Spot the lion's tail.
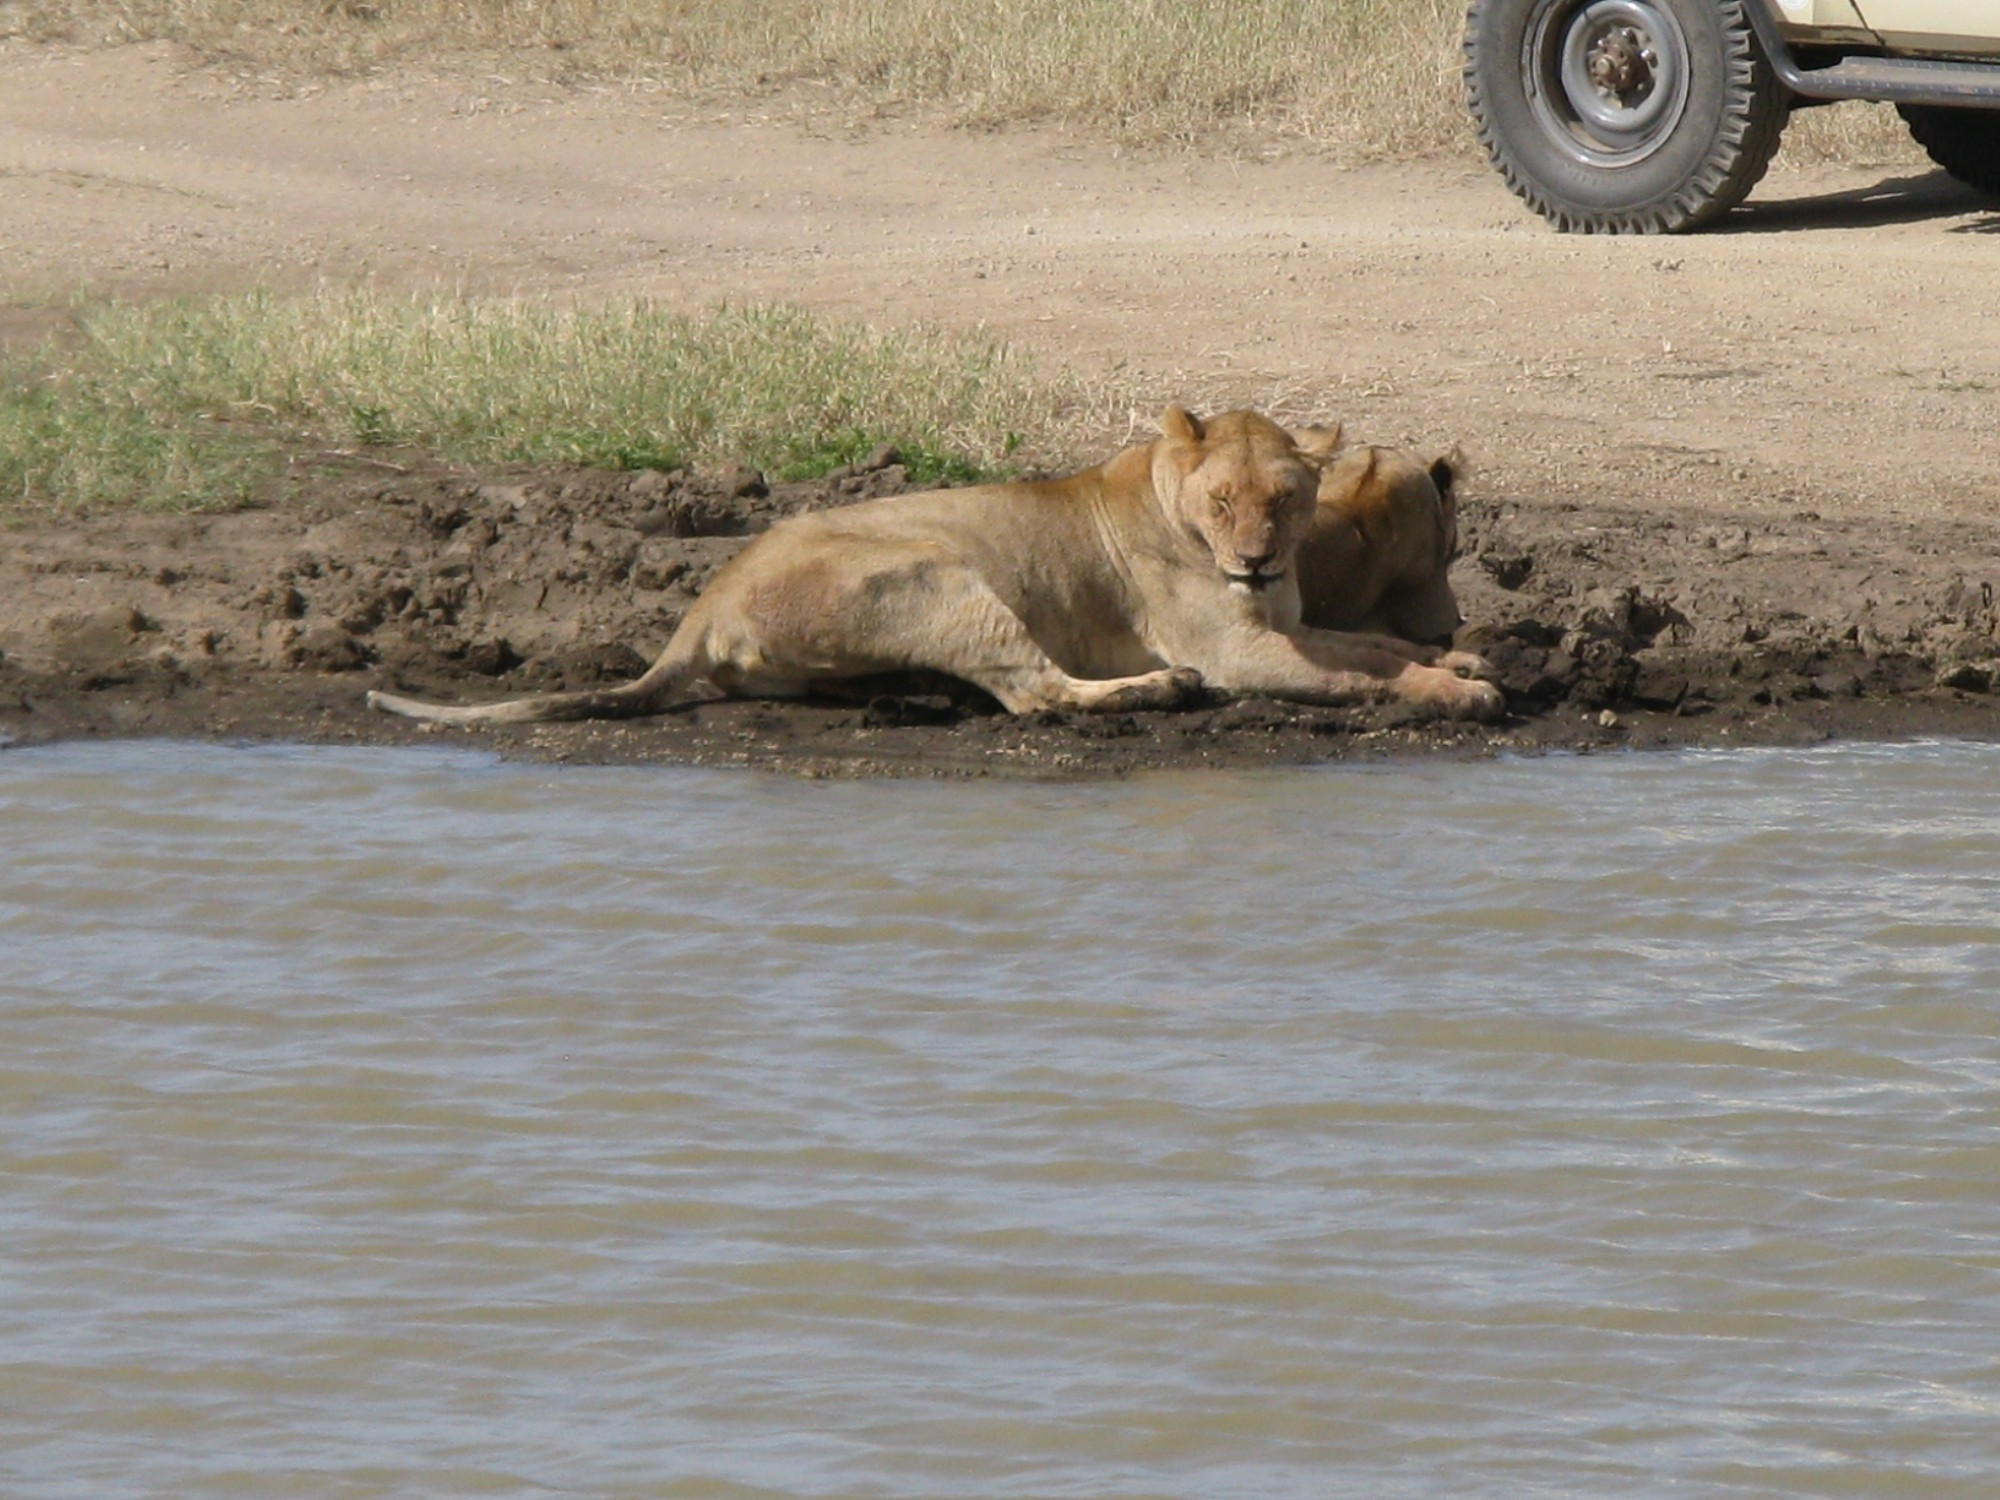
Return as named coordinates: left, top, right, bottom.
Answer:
left=367, top=628, right=706, bottom=726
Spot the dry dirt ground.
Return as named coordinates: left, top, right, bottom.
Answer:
left=4, top=40, right=2000, bottom=774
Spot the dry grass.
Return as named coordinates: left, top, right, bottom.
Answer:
left=0, top=0, right=1925, bottom=162
left=0, top=0, right=1474, bottom=157
left=0, top=0, right=1932, bottom=163
left=1781, top=100, right=1920, bottom=167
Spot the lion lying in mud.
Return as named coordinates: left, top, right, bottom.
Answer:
left=367, top=407, right=1502, bottom=726
left=1298, top=443, right=1465, bottom=644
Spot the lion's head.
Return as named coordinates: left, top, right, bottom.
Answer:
left=1151, top=406, right=1343, bottom=596
left=1294, top=443, right=1465, bottom=645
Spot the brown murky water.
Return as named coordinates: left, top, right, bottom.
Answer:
left=5, top=741, right=2000, bottom=1498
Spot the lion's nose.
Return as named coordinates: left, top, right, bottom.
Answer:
left=1237, top=547, right=1278, bottom=574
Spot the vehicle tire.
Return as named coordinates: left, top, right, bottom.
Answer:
left=1898, top=104, right=2000, bottom=198
left=1464, top=0, right=1790, bottom=233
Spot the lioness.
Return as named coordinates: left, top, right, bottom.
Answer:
left=1297, top=444, right=1464, bottom=644
left=366, top=407, right=1503, bottom=726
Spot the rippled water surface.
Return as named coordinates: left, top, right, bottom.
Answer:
left=6, top=738, right=2000, bottom=1498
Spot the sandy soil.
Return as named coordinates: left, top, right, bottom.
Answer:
left=4, top=40, right=1999, bottom=773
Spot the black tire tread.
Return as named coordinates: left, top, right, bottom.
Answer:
left=1464, top=0, right=1789, bottom=234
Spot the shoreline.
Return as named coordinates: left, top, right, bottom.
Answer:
left=7, top=454, right=1997, bottom=777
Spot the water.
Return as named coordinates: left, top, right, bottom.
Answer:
left=4, top=738, right=2000, bottom=1499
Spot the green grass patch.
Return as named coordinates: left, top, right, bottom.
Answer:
left=772, top=425, right=1014, bottom=486
left=0, top=291, right=1077, bottom=513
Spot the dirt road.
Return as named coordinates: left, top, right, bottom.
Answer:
left=5, top=40, right=1999, bottom=771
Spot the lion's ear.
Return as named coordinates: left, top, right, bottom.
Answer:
left=1428, top=444, right=1468, bottom=500
left=1288, top=422, right=1344, bottom=463
left=1159, top=406, right=1205, bottom=444
left=1431, top=446, right=1466, bottom=564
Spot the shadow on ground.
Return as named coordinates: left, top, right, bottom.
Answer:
left=1728, top=169, right=1998, bottom=234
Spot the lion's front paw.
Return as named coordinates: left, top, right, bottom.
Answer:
left=1438, top=650, right=1499, bottom=684
left=1407, top=666, right=1506, bottom=722
left=1453, top=677, right=1507, bottom=721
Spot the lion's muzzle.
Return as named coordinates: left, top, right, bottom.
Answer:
left=1224, top=567, right=1285, bottom=594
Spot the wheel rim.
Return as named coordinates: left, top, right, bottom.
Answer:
left=1524, top=0, right=1691, bottom=167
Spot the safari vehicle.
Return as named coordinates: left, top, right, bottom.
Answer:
left=1464, top=0, right=2000, bottom=230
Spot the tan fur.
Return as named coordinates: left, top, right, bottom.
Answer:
left=1296, top=444, right=1464, bottom=645
left=366, top=407, right=1502, bottom=727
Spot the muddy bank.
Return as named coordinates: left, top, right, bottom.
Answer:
left=4, top=450, right=1998, bottom=776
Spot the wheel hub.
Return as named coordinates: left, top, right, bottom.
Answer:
left=1527, top=0, right=1691, bottom=166
left=1586, top=28, right=1651, bottom=98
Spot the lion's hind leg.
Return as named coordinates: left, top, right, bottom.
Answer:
left=775, top=549, right=1199, bottom=715
left=1039, top=665, right=1203, bottom=713
left=960, top=653, right=1203, bottom=716
left=876, top=594, right=1201, bottom=716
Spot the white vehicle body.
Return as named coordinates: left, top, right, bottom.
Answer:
left=1779, top=1, right=2000, bottom=57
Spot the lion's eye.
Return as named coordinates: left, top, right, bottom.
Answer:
left=1211, top=496, right=1234, bottom=518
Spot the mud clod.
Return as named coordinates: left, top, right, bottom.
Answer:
left=459, top=638, right=524, bottom=677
